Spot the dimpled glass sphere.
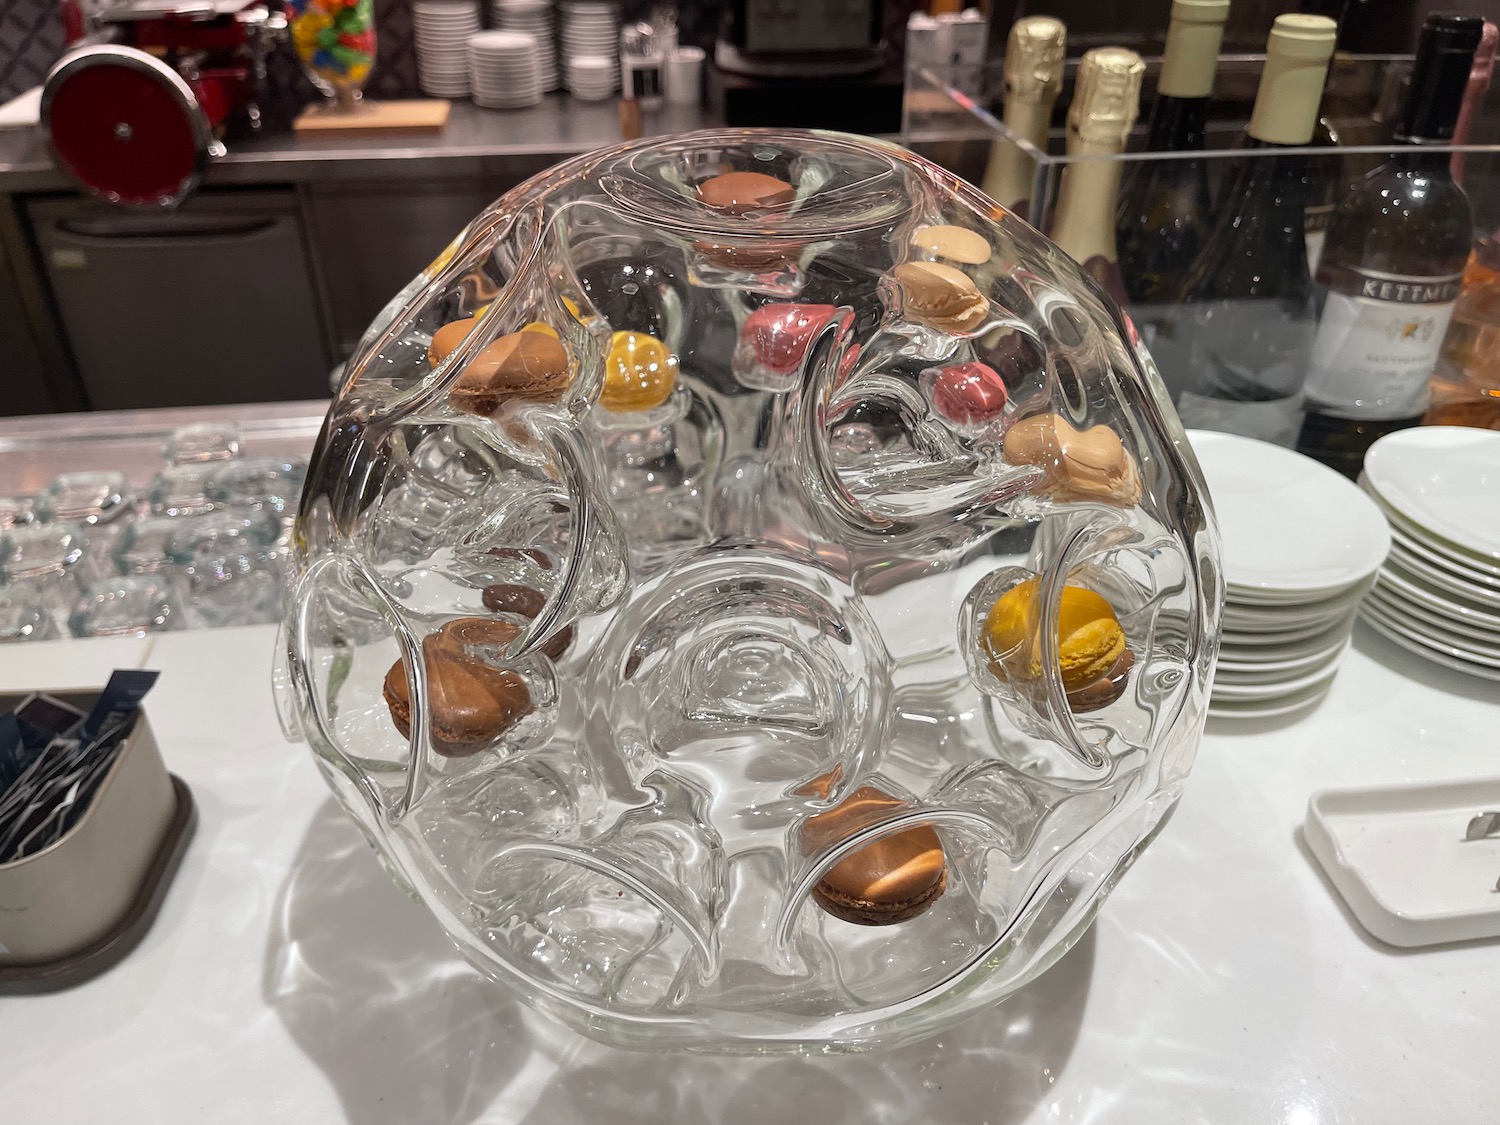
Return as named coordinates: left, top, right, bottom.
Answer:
left=274, top=129, right=1222, bottom=1053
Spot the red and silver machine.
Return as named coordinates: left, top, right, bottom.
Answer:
left=42, top=0, right=285, bottom=206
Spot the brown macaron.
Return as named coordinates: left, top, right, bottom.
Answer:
left=428, top=317, right=479, bottom=366
left=481, top=582, right=573, bottom=661
left=799, top=773, right=947, bottom=926
left=448, top=331, right=571, bottom=416
left=1064, top=644, right=1135, bottom=713
left=692, top=238, right=801, bottom=274
left=382, top=618, right=531, bottom=755
left=696, top=171, right=796, bottom=214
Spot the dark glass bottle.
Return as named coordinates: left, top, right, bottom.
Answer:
left=1297, top=14, right=1485, bottom=478
left=1115, top=0, right=1228, bottom=306
left=1161, top=14, right=1337, bottom=444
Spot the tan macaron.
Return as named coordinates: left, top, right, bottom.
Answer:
left=890, top=261, right=990, bottom=333
left=1003, top=412, right=1142, bottom=507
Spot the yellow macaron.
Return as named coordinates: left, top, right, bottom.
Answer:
left=982, top=578, right=1127, bottom=695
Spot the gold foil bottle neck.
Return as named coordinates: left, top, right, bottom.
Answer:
left=1004, top=16, right=1067, bottom=105
left=1068, top=47, right=1145, bottom=149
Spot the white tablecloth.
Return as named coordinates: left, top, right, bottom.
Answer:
left=1, top=622, right=1496, bottom=1124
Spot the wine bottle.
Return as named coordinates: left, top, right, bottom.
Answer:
left=1049, top=47, right=1145, bottom=309
left=1115, top=0, right=1229, bottom=307
left=1163, top=14, right=1337, bottom=445
left=1423, top=234, right=1500, bottom=429
left=1297, top=13, right=1485, bottom=477
left=980, top=16, right=1066, bottom=222
left=1450, top=20, right=1497, bottom=185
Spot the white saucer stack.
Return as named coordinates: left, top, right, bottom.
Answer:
left=490, top=0, right=558, bottom=91
left=414, top=0, right=482, bottom=98
left=566, top=55, right=614, bottom=100
left=1189, top=430, right=1391, bottom=720
left=560, top=0, right=619, bottom=95
left=469, top=31, right=543, bottom=109
left=1358, top=427, right=1500, bottom=683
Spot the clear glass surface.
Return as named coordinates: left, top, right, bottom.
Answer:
left=275, top=129, right=1223, bottom=1053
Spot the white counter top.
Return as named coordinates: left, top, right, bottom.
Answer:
left=2, top=621, right=1497, bottom=1124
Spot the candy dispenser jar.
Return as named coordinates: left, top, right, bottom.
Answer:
left=286, top=0, right=376, bottom=111
left=275, top=129, right=1222, bottom=1053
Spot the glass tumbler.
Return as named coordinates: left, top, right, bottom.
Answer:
left=0, top=585, right=57, bottom=643
left=148, top=463, right=221, bottom=518
left=68, top=576, right=178, bottom=638
left=174, top=549, right=286, bottom=629
left=205, top=456, right=309, bottom=519
left=163, top=421, right=242, bottom=465
left=0, top=524, right=91, bottom=633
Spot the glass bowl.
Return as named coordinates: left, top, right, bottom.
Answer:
left=275, top=129, right=1222, bottom=1053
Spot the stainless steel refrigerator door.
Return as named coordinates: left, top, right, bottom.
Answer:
left=28, top=190, right=332, bottom=411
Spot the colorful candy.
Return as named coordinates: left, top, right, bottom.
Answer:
left=287, top=0, right=376, bottom=89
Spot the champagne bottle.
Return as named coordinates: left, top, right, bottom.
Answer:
left=980, top=16, right=1066, bottom=222
left=1296, top=13, right=1484, bottom=477
left=1115, top=0, right=1230, bottom=307
left=1165, top=15, right=1337, bottom=445
left=1049, top=47, right=1145, bottom=309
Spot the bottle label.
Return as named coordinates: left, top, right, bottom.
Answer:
left=1303, top=269, right=1462, bottom=418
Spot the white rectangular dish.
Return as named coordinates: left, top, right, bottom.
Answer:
left=1304, top=778, right=1500, bottom=948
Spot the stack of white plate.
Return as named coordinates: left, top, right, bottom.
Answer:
left=414, top=0, right=482, bottom=98
left=490, top=0, right=558, bottom=91
left=566, top=55, right=614, bottom=100
left=469, top=31, right=543, bottom=109
left=1189, top=430, right=1391, bottom=720
left=559, top=0, right=619, bottom=94
left=1358, top=427, right=1500, bottom=683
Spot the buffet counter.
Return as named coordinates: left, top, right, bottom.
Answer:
left=1, top=619, right=1495, bottom=1123
left=0, top=99, right=714, bottom=192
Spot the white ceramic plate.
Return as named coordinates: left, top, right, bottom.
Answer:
left=1207, top=678, right=1334, bottom=720
left=1358, top=604, right=1500, bottom=681
left=1376, top=562, right=1500, bottom=628
left=1390, top=525, right=1500, bottom=585
left=1223, top=582, right=1372, bottom=629
left=1188, top=430, right=1390, bottom=595
left=1217, top=631, right=1351, bottom=672
left=1224, top=610, right=1357, bottom=646
left=1362, top=482, right=1500, bottom=576
left=1216, top=633, right=1349, bottom=675
left=1304, top=777, right=1500, bottom=947
left=1388, top=544, right=1500, bottom=608
left=1363, top=427, right=1500, bottom=561
left=1390, top=529, right=1500, bottom=590
left=1211, top=652, right=1345, bottom=700
left=1366, top=589, right=1500, bottom=654
left=1370, top=578, right=1500, bottom=638
left=1361, top=594, right=1500, bottom=664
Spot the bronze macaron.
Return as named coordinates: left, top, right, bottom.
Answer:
left=448, top=331, right=571, bottom=416
left=696, top=171, right=796, bottom=214
left=800, top=773, right=947, bottom=926
left=382, top=618, right=532, bottom=755
left=481, top=582, right=573, bottom=661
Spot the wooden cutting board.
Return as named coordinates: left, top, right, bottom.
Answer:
left=293, top=99, right=451, bottom=136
